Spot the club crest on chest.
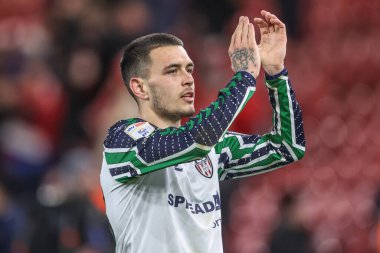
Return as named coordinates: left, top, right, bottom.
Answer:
left=195, top=156, right=213, bottom=178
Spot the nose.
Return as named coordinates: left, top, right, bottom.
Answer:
left=183, top=71, right=194, bottom=86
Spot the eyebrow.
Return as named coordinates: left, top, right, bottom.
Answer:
left=163, top=62, right=194, bottom=71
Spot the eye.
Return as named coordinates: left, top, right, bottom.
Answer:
left=187, top=67, right=194, bottom=74
left=167, top=68, right=177, bottom=74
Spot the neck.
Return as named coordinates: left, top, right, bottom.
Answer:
left=139, top=107, right=181, bottom=129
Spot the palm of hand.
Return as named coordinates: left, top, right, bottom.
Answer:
left=259, top=31, right=287, bottom=68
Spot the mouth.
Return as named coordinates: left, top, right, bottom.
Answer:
left=181, top=91, right=194, bottom=103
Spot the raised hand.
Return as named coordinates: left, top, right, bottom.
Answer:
left=229, top=16, right=261, bottom=78
left=254, top=10, right=287, bottom=76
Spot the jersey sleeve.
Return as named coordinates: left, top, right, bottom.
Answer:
left=215, top=69, right=306, bottom=181
left=103, top=71, right=256, bottom=183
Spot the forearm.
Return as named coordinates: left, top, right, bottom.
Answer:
left=178, top=71, right=256, bottom=146
left=265, top=68, right=305, bottom=158
left=217, top=69, right=305, bottom=181
left=264, top=64, right=285, bottom=76
left=104, top=72, right=257, bottom=183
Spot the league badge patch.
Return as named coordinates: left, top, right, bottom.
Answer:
left=124, top=122, right=155, bottom=140
left=195, top=156, right=213, bottom=178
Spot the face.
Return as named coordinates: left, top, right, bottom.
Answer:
left=144, top=46, right=195, bottom=121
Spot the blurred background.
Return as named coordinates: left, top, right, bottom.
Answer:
left=0, top=0, right=380, bottom=252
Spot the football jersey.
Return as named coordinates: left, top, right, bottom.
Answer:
left=100, top=70, right=305, bottom=253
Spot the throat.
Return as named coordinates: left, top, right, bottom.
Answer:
left=139, top=108, right=181, bottom=129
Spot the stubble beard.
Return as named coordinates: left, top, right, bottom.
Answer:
left=151, top=87, right=195, bottom=122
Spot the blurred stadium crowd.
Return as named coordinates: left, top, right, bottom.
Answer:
left=0, top=0, right=379, bottom=253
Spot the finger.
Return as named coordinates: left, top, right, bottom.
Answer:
left=261, top=10, right=268, bottom=16
left=261, top=10, right=280, bottom=27
left=269, top=17, right=286, bottom=29
left=247, top=23, right=256, bottom=45
left=254, top=18, right=269, bottom=35
left=241, top=17, right=249, bottom=44
left=261, top=10, right=272, bottom=23
left=229, top=31, right=236, bottom=54
left=260, top=10, right=286, bottom=34
left=229, top=17, right=241, bottom=54
left=234, top=16, right=244, bottom=45
left=264, top=12, right=278, bottom=33
left=264, top=11, right=277, bottom=18
left=269, top=23, right=275, bottom=33
left=262, top=10, right=285, bottom=28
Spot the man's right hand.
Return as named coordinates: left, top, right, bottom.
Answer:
left=228, top=16, right=261, bottom=78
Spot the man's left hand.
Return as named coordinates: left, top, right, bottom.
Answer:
left=254, top=10, right=287, bottom=76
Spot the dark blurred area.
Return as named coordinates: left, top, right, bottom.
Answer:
left=0, top=0, right=379, bottom=253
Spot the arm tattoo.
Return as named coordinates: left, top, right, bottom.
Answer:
left=230, top=48, right=256, bottom=73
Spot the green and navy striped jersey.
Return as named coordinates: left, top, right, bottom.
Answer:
left=103, top=71, right=257, bottom=183
left=100, top=69, right=305, bottom=253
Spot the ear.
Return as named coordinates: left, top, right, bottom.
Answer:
left=130, top=78, right=149, bottom=101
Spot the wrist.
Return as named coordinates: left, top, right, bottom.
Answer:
left=250, top=69, right=260, bottom=79
left=235, top=68, right=260, bottom=79
left=265, top=68, right=288, bottom=80
left=263, top=64, right=285, bottom=76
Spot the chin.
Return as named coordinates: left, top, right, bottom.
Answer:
left=187, top=107, right=196, bottom=116
left=179, top=108, right=195, bottom=118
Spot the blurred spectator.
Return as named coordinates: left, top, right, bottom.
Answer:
left=60, top=46, right=103, bottom=148
left=0, top=183, right=14, bottom=253
left=269, top=193, right=314, bottom=253
left=0, top=118, right=53, bottom=193
left=29, top=147, right=113, bottom=253
left=19, top=58, right=66, bottom=147
left=100, top=0, right=153, bottom=70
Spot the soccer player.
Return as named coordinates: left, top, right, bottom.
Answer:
left=100, top=10, right=305, bottom=253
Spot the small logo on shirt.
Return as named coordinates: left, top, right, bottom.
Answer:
left=124, top=122, right=155, bottom=140
left=195, top=156, right=213, bottom=178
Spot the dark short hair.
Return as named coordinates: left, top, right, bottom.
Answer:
left=120, top=33, right=184, bottom=100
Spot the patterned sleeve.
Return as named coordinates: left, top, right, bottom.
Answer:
left=103, top=71, right=256, bottom=183
left=215, top=69, right=306, bottom=181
